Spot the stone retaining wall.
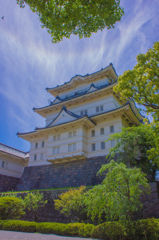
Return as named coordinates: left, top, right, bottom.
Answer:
left=15, top=156, right=110, bottom=191
left=18, top=182, right=159, bottom=223
left=0, top=174, right=20, bottom=192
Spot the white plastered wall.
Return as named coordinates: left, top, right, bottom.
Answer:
left=46, top=94, right=119, bottom=126
left=0, top=157, right=25, bottom=178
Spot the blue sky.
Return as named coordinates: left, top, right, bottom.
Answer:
left=0, top=0, right=159, bottom=152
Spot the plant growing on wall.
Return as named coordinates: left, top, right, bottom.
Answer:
left=24, top=191, right=47, bottom=222
left=84, top=160, right=150, bottom=223
left=54, top=186, right=87, bottom=222
left=0, top=196, right=25, bottom=220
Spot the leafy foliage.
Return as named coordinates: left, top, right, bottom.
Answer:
left=106, top=124, right=157, bottom=179
left=16, top=0, right=124, bottom=43
left=114, top=41, right=159, bottom=118
left=0, top=196, right=25, bottom=220
left=24, top=191, right=47, bottom=221
left=92, top=221, right=125, bottom=240
left=2, top=220, right=37, bottom=232
left=37, top=221, right=94, bottom=237
left=85, top=160, right=150, bottom=223
left=54, top=186, right=87, bottom=222
left=114, top=41, right=159, bottom=167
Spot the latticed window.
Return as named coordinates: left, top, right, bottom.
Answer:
left=110, top=125, right=114, bottom=133
left=101, top=142, right=105, bottom=149
left=100, top=128, right=104, bottom=135
left=92, top=143, right=95, bottom=151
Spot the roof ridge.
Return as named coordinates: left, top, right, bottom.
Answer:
left=0, top=142, right=29, bottom=154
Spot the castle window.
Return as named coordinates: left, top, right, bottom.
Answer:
left=91, top=130, right=95, bottom=137
left=41, top=141, right=44, bottom=147
left=111, top=140, right=115, bottom=148
left=53, top=146, right=60, bottom=154
left=53, top=135, right=56, bottom=141
left=35, top=143, right=38, bottom=149
left=80, top=110, right=87, bottom=116
left=100, top=105, right=104, bottom=111
left=57, top=146, right=60, bottom=154
left=68, top=132, right=72, bottom=138
left=100, top=128, right=104, bottom=135
left=57, top=135, right=60, bottom=140
left=69, top=131, right=76, bottom=138
left=53, top=147, right=56, bottom=154
left=1, top=161, right=5, bottom=168
left=92, top=143, right=95, bottom=151
left=73, top=143, right=76, bottom=151
left=68, top=143, right=76, bottom=152
left=96, top=105, right=104, bottom=113
left=34, top=155, right=37, bottom=161
left=110, top=125, right=114, bottom=133
left=40, top=153, right=43, bottom=160
left=101, top=142, right=105, bottom=149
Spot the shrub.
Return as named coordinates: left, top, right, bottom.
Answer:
left=2, top=220, right=37, bottom=232
left=54, top=186, right=87, bottom=222
left=37, top=222, right=94, bottom=237
left=24, top=191, right=47, bottom=222
left=0, top=196, right=25, bottom=220
left=0, top=220, right=4, bottom=230
left=37, top=222, right=70, bottom=236
left=92, top=222, right=125, bottom=240
left=126, top=218, right=159, bottom=240
left=68, top=222, right=94, bottom=238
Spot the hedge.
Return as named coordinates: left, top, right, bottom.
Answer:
left=0, top=219, right=159, bottom=239
left=37, top=222, right=94, bottom=237
left=2, top=220, right=37, bottom=232
left=92, top=222, right=125, bottom=240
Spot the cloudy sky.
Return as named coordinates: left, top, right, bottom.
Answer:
left=0, top=0, right=159, bottom=152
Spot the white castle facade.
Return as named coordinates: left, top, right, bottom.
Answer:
left=0, top=64, right=144, bottom=190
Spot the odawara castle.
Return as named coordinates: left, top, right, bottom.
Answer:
left=0, top=64, right=144, bottom=192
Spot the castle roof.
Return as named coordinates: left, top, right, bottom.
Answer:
left=33, top=81, right=118, bottom=118
left=0, top=143, right=29, bottom=163
left=17, top=103, right=142, bottom=142
left=46, top=63, right=118, bottom=97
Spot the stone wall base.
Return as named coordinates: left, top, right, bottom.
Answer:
left=0, top=174, right=20, bottom=192
left=18, top=182, right=159, bottom=223
left=15, top=155, right=110, bottom=191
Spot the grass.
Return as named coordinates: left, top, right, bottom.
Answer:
left=0, top=185, right=93, bottom=194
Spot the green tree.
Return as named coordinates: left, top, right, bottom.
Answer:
left=114, top=41, right=159, bottom=167
left=16, top=0, right=124, bottom=43
left=85, top=160, right=150, bottom=223
left=114, top=41, right=159, bottom=118
left=54, top=186, right=87, bottom=222
left=24, top=191, right=47, bottom=221
left=106, top=124, right=158, bottom=180
left=0, top=196, right=25, bottom=220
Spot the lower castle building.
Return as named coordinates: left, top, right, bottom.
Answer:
left=0, top=64, right=144, bottom=192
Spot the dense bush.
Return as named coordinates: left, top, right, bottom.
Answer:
left=1, top=218, right=159, bottom=239
left=37, top=222, right=94, bottom=237
left=0, top=196, right=25, bottom=220
left=2, top=220, right=37, bottom=232
left=24, top=191, right=47, bottom=222
left=0, top=220, right=4, bottom=230
left=37, top=222, right=70, bottom=236
left=126, top=218, right=159, bottom=240
left=68, top=223, right=94, bottom=238
left=92, top=222, right=125, bottom=240
left=54, top=186, right=87, bottom=222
